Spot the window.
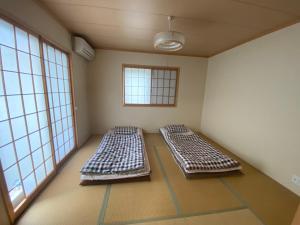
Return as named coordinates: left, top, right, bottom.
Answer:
left=0, top=18, right=54, bottom=209
left=0, top=17, right=76, bottom=221
left=42, top=43, right=75, bottom=164
left=123, top=65, right=179, bottom=106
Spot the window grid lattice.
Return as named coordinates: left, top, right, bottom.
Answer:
left=42, top=43, right=74, bottom=164
left=0, top=19, right=54, bottom=207
left=0, top=17, right=76, bottom=213
left=123, top=66, right=178, bottom=105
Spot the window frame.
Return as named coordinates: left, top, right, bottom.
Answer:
left=122, top=64, right=180, bottom=107
left=0, top=14, right=78, bottom=223
left=41, top=40, right=77, bottom=165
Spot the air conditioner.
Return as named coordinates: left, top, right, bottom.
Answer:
left=73, top=36, right=95, bottom=61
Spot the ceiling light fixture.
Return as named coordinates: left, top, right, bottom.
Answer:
left=154, top=16, right=185, bottom=51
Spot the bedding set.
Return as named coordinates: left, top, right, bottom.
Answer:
left=80, top=124, right=241, bottom=184
left=80, top=126, right=150, bottom=185
left=160, top=125, right=241, bottom=175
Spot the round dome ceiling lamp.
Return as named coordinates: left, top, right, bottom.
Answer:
left=154, top=16, right=185, bottom=51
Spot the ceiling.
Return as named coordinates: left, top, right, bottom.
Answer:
left=39, top=0, right=300, bottom=57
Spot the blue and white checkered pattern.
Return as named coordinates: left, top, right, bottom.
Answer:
left=81, top=133, right=144, bottom=174
left=113, top=126, right=138, bottom=135
left=164, top=124, right=189, bottom=133
left=165, top=131, right=240, bottom=172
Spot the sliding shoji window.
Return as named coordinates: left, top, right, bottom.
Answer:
left=124, top=67, right=151, bottom=104
left=150, top=69, right=177, bottom=105
left=42, top=43, right=75, bottom=164
left=0, top=18, right=54, bottom=209
left=123, top=65, right=179, bottom=106
left=0, top=17, right=76, bottom=221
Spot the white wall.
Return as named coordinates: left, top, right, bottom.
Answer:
left=202, top=22, right=300, bottom=196
left=72, top=53, right=90, bottom=147
left=0, top=0, right=91, bottom=223
left=88, top=50, right=207, bottom=134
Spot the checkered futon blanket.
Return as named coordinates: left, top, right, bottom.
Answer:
left=166, top=132, right=240, bottom=172
left=81, top=134, right=145, bottom=174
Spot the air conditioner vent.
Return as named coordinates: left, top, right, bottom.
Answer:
left=73, top=36, right=95, bottom=61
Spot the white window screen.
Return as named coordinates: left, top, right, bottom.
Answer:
left=0, top=17, right=76, bottom=216
left=0, top=18, right=54, bottom=208
left=42, top=43, right=75, bottom=164
left=123, top=65, right=178, bottom=106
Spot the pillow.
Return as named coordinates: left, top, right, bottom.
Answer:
left=113, top=126, right=138, bottom=135
left=164, top=124, right=188, bottom=133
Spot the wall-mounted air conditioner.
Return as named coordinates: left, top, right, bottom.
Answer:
left=73, top=36, right=95, bottom=61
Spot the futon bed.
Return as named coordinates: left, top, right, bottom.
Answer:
left=160, top=125, right=241, bottom=176
left=80, top=127, right=150, bottom=185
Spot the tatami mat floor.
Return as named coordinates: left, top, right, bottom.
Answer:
left=16, top=134, right=299, bottom=225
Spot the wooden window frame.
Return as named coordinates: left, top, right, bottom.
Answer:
left=122, top=64, right=180, bottom=107
left=0, top=14, right=78, bottom=224
left=41, top=40, right=77, bottom=165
